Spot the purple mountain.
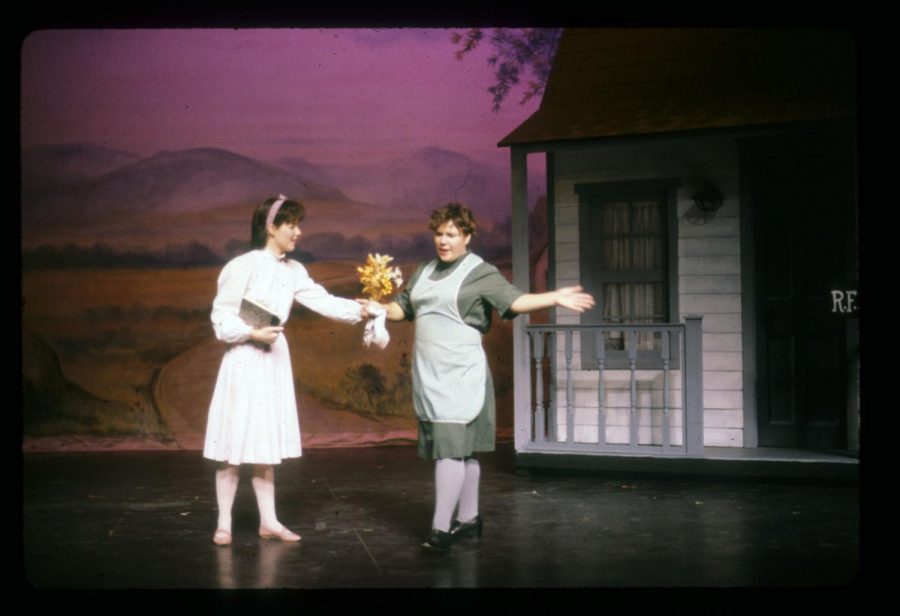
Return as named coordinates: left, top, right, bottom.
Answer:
left=21, top=146, right=349, bottom=227
left=20, top=144, right=527, bottom=255
left=274, top=146, right=512, bottom=222
left=22, top=143, right=142, bottom=189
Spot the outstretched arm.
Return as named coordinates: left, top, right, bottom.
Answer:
left=381, top=301, right=407, bottom=321
left=293, top=263, right=364, bottom=324
left=358, top=299, right=407, bottom=321
left=509, top=286, right=595, bottom=315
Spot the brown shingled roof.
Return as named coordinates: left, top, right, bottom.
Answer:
left=499, top=28, right=856, bottom=146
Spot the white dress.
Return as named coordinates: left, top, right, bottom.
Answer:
left=203, top=249, right=361, bottom=464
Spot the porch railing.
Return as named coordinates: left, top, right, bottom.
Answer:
left=521, top=317, right=703, bottom=456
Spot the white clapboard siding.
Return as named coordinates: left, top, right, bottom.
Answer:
left=704, top=409, right=743, bottom=428
left=679, top=256, right=741, bottom=276
left=702, top=333, right=742, bottom=353
left=681, top=276, right=742, bottom=295
left=548, top=137, right=745, bottom=447
left=552, top=367, right=687, bottom=446
left=704, top=371, right=743, bottom=390
left=697, top=314, right=742, bottom=334
left=555, top=409, right=685, bottom=446
left=704, top=390, right=743, bottom=410
left=679, top=216, right=740, bottom=238
left=703, top=352, right=743, bottom=371
left=704, top=429, right=743, bottom=447
left=679, top=238, right=741, bottom=257
left=680, top=294, right=742, bottom=314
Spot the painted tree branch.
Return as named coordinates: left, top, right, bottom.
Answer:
left=451, top=28, right=563, bottom=112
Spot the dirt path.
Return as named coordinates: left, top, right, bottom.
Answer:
left=153, top=336, right=417, bottom=449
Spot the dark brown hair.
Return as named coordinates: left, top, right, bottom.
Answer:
left=250, top=196, right=306, bottom=248
left=428, top=203, right=477, bottom=236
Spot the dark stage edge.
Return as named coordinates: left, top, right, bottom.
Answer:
left=21, top=443, right=859, bottom=590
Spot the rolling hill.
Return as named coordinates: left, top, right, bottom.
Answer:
left=20, top=143, right=513, bottom=254
left=22, top=146, right=349, bottom=225
left=274, top=146, right=512, bottom=221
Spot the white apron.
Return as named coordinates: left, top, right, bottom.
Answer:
left=411, top=254, right=486, bottom=424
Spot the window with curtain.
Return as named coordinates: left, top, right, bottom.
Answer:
left=598, top=198, right=666, bottom=327
left=576, top=180, right=678, bottom=366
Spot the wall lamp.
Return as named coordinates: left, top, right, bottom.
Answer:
left=692, top=184, right=723, bottom=213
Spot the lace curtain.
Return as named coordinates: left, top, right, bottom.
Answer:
left=598, top=199, right=665, bottom=351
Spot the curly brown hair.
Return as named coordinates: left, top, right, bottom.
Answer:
left=428, top=203, right=477, bottom=236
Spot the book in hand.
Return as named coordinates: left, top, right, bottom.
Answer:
left=239, top=297, right=281, bottom=329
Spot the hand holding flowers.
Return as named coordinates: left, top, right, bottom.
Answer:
left=356, top=253, right=402, bottom=348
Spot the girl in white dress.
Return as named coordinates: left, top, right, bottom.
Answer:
left=204, top=195, right=369, bottom=546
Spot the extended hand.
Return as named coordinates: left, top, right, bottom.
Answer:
left=356, top=298, right=382, bottom=319
left=555, top=286, right=596, bottom=313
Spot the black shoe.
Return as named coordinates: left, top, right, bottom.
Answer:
left=449, top=515, right=483, bottom=539
left=420, top=529, right=452, bottom=552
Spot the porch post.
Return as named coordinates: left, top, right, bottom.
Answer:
left=684, top=315, right=704, bottom=455
left=511, top=147, right=531, bottom=451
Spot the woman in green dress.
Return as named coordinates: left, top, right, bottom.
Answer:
left=374, top=203, right=594, bottom=552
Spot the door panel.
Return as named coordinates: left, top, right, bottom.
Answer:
left=747, top=128, right=855, bottom=449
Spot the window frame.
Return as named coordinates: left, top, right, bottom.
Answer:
left=575, top=178, right=681, bottom=369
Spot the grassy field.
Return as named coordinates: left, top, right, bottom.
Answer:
left=22, top=260, right=517, bottom=440
left=23, top=267, right=219, bottom=404
left=21, top=197, right=429, bottom=254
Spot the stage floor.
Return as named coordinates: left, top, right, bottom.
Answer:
left=22, top=443, right=858, bottom=590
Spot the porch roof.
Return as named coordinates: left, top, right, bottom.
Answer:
left=499, top=28, right=856, bottom=147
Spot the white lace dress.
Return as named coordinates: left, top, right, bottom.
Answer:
left=203, top=249, right=361, bottom=464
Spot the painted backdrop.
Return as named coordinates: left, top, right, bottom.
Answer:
left=21, top=28, right=548, bottom=450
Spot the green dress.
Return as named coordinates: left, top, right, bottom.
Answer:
left=393, top=252, right=524, bottom=459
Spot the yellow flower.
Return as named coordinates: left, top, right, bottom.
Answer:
left=357, top=253, right=403, bottom=301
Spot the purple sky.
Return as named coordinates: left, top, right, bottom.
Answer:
left=21, top=28, right=543, bottom=168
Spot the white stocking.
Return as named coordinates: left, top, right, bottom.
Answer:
left=456, top=457, right=481, bottom=523
left=432, top=458, right=466, bottom=532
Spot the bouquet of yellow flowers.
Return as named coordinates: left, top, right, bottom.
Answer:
left=357, top=253, right=404, bottom=302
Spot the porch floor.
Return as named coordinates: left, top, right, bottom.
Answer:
left=515, top=444, right=859, bottom=481
left=701, top=446, right=857, bottom=462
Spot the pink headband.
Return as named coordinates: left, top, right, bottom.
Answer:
left=265, top=194, right=288, bottom=231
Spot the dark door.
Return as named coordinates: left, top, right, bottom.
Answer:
left=745, top=127, right=856, bottom=449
